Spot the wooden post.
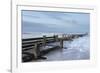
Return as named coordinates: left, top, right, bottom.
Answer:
left=60, top=39, right=63, bottom=48
left=62, top=34, right=64, bottom=40
left=54, top=35, right=58, bottom=42
left=68, top=34, right=71, bottom=40
left=33, top=43, right=38, bottom=58
left=33, top=43, right=40, bottom=59
left=74, top=35, right=78, bottom=39
left=43, top=35, right=46, bottom=46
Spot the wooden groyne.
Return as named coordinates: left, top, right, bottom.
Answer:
left=22, top=33, right=87, bottom=62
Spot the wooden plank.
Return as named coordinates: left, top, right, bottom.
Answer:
left=22, top=36, right=55, bottom=41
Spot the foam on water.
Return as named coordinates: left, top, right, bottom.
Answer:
left=62, top=35, right=90, bottom=60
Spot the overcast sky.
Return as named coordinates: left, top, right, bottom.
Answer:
left=21, top=10, right=90, bottom=34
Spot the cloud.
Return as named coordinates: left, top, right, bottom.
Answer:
left=22, top=10, right=90, bottom=33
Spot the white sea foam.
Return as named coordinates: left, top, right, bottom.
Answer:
left=62, top=35, right=90, bottom=60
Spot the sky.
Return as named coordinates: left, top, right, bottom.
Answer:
left=21, top=10, right=90, bottom=34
